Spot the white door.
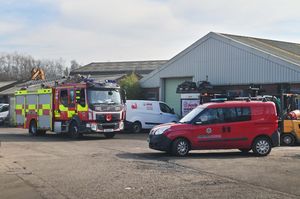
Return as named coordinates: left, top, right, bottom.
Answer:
left=159, top=102, right=178, bottom=124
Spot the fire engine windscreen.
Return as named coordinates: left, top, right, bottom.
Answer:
left=87, top=89, right=121, bottom=105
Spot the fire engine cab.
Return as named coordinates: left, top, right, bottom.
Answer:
left=15, top=78, right=126, bottom=138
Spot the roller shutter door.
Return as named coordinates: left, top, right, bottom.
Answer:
left=164, top=77, right=192, bottom=116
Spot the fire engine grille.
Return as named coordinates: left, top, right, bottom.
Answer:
left=98, top=123, right=119, bottom=130
left=96, top=113, right=120, bottom=123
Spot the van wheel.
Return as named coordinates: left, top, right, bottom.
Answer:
left=104, top=132, right=115, bottom=139
left=252, top=137, right=272, bottom=156
left=281, top=134, right=295, bottom=146
left=132, top=122, right=142, bottom=133
left=171, top=138, right=190, bottom=157
left=69, top=122, right=80, bottom=139
left=29, top=120, right=38, bottom=136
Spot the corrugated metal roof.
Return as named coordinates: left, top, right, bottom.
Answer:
left=220, top=33, right=300, bottom=65
left=70, top=60, right=168, bottom=75
left=141, top=32, right=300, bottom=88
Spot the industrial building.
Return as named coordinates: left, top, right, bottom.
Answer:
left=140, top=32, right=300, bottom=115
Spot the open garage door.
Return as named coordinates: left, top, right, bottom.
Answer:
left=164, top=77, right=192, bottom=117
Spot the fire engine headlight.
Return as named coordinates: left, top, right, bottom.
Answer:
left=152, top=126, right=170, bottom=135
left=120, top=121, right=124, bottom=130
left=91, top=123, right=97, bottom=131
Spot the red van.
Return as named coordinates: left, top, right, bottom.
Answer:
left=148, top=101, right=279, bottom=156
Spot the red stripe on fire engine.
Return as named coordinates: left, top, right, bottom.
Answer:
left=43, top=110, right=50, bottom=115
left=15, top=110, right=22, bottom=115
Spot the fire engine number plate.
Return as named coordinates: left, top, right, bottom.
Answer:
left=104, top=129, right=114, bottom=132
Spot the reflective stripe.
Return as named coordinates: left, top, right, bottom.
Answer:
left=16, top=104, right=23, bottom=109
left=37, top=89, right=52, bottom=94
left=59, top=104, right=68, bottom=111
left=42, top=104, right=51, bottom=109
left=77, top=104, right=88, bottom=111
left=28, top=104, right=36, bottom=110
left=54, top=110, right=60, bottom=118
left=68, top=110, right=76, bottom=118
left=15, top=90, right=28, bottom=95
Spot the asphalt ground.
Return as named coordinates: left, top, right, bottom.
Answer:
left=0, top=128, right=300, bottom=199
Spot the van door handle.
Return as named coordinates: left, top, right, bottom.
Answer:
left=222, top=126, right=226, bottom=133
left=227, top=127, right=231, bottom=132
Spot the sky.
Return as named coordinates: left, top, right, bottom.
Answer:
left=0, top=0, right=300, bottom=66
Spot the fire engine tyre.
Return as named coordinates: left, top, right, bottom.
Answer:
left=132, top=121, right=142, bottom=134
left=29, top=120, right=38, bottom=136
left=69, top=122, right=80, bottom=139
left=171, top=138, right=190, bottom=157
left=252, top=137, right=272, bottom=156
left=104, top=132, right=115, bottom=139
left=37, top=130, right=47, bottom=136
left=281, top=134, right=295, bottom=146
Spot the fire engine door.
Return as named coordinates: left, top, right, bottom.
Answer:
left=58, top=89, right=75, bottom=120
left=75, top=88, right=88, bottom=120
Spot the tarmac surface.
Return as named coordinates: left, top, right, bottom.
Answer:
left=1, top=128, right=300, bottom=199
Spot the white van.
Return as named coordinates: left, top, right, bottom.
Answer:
left=125, top=100, right=179, bottom=133
left=0, top=103, right=9, bottom=125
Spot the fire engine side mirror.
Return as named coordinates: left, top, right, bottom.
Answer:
left=121, top=89, right=126, bottom=104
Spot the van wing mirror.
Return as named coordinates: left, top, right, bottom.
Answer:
left=171, top=108, right=175, bottom=114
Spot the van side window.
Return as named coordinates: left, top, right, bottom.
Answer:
left=236, top=107, right=251, bottom=121
left=60, top=89, right=68, bottom=106
left=159, top=103, right=173, bottom=114
left=197, top=108, right=221, bottom=124
left=223, top=107, right=251, bottom=123
left=223, top=108, right=237, bottom=123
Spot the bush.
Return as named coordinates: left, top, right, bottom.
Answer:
left=119, top=73, right=143, bottom=100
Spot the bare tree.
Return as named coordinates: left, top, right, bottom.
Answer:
left=0, top=52, right=66, bottom=81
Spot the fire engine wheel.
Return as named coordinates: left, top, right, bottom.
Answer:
left=37, top=130, right=47, bottom=136
left=29, top=120, right=38, bottom=136
left=69, top=122, right=80, bottom=139
left=252, top=137, right=272, bottom=156
left=132, top=121, right=142, bottom=133
left=171, top=138, right=190, bottom=157
left=104, top=132, right=115, bottom=139
left=281, top=134, right=295, bottom=146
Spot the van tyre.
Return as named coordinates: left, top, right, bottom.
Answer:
left=104, top=132, right=115, bottom=139
left=29, top=120, right=38, bottom=136
left=69, top=122, right=80, bottom=139
left=171, top=138, right=190, bottom=157
left=252, top=137, right=272, bottom=156
left=281, top=134, right=295, bottom=146
left=132, top=122, right=142, bottom=133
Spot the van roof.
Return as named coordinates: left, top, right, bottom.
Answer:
left=126, top=100, right=165, bottom=103
left=203, top=101, right=275, bottom=108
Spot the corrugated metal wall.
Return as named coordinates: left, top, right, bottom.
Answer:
left=141, top=35, right=300, bottom=88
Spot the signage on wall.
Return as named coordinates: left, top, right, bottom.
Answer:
left=181, top=99, right=200, bottom=116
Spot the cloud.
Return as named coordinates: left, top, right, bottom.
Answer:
left=0, top=0, right=300, bottom=65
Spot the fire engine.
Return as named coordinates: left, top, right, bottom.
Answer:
left=15, top=78, right=126, bottom=138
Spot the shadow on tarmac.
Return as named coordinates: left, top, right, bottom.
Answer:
left=0, top=129, right=149, bottom=142
left=116, top=150, right=260, bottom=161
